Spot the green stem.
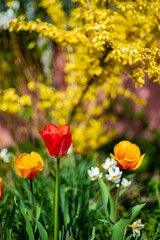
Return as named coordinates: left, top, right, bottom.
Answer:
left=0, top=215, right=3, bottom=240
left=54, top=158, right=60, bottom=240
left=30, top=179, right=34, bottom=228
left=155, top=186, right=160, bottom=209
left=114, top=171, right=124, bottom=223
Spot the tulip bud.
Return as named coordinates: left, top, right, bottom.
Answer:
left=14, top=152, right=43, bottom=179
left=110, top=140, right=145, bottom=170
left=39, top=123, right=72, bottom=158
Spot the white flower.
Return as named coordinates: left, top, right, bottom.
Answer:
left=88, top=167, right=103, bottom=181
left=105, top=167, right=122, bottom=183
left=102, top=157, right=117, bottom=170
left=116, top=178, right=131, bottom=188
left=130, top=219, right=144, bottom=238
left=121, top=178, right=131, bottom=188
left=0, top=148, right=10, bottom=163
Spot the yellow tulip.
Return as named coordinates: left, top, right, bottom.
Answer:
left=110, top=141, right=145, bottom=170
left=14, top=152, right=43, bottom=179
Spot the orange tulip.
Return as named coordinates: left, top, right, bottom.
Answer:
left=0, top=178, right=3, bottom=200
left=14, top=152, right=43, bottom=179
left=110, top=140, right=145, bottom=170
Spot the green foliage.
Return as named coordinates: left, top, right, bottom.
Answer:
left=110, top=204, right=145, bottom=240
left=19, top=203, right=35, bottom=240
left=1, top=152, right=154, bottom=239
left=2, top=156, right=97, bottom=239
left=34, top=219, right=48, bottom=240
left=98, top=178, right=114, bottom=226
left=144, top=218, right=160, bottom=240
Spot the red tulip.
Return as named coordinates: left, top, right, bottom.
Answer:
left=39, top=123, right=72, bottom=158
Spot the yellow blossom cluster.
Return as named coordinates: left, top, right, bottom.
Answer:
left=39, top=0, right=66, bottom=28
left=8, top=0, right=160, bottom=153
left=0, top=88, right=31, bottom=113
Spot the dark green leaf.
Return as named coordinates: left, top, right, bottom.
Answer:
left=34, top=219, right=48, bottom=240
left=110, top=203, right=146, bottom=240
left=3, top=203, right=16, bottom=231
left=20, top=205, right=35, bottom=240
left=98, top=178, right=114, bottom=226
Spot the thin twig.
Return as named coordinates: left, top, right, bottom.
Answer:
left=67, top=45, right=113, bottom=125
left=67, top=77, right=95, bottom=125
left=87, top=0, right=92, bottom=10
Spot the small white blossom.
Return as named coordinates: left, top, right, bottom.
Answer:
left=102, top=157, right=117, bottom=170
left=130, top=219, right=144, bottom=238
left=88, top=167, right=103, bottom=181
left=0, top=148, right=10, bottom=163
left=105, top=167, right=122, bottom=183
left=121, top=178, right=131, bottom=188
left=116, top=178, right=131, bottom=188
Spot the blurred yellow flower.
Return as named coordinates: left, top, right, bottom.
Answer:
left=14, top=152, right=43, bottom=179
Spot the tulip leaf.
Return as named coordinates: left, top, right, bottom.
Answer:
left=65, top=230, right=70, bottom=240
left=5, top=228, right=12, bottom=240
left=3, top=203, right=16, bottom=231
left=60, top=185, right=66, bottom=213
left=110, top=203, right=146, bottom=240
left=34, top=219, right=48, bottom=240
left=98, top=178, right=114, bottom=226
left=34, top=201, right=43, bottom=233
left=0, top=193, right=9, bottom=207
left=63, top=197, right=70, bottom=229
left=20, top=205, right=35, bottom=240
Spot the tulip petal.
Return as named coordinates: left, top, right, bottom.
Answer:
left=125, top=143, right=140, bottom=160
left=44, top=123, right=60, bottom=134
left=39, top=132, right=61, bottom=157
left=114, top=141, right=141, bottom=161
left=57, top=133, right=72, bottom=157
left=14, top=153, right=28, bottom=167
left=132, top=154, right=145, bottom=170
left=110, top=153, right=137, bottom=170
left=15, top=165, right=41, bottom=179
left=31, top=152, right=43, bottom=167
left=66, top=133, right=72, bottom=151
left=59, top=125, right=70, bottom=135
left=114, top=141, right=130, bottom=160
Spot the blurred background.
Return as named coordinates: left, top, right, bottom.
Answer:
left=0, top=0, right=160, bottom=173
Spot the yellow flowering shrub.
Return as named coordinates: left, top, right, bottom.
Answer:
left=0, top=88, right=31, bottom=113
left=6, top=0, right=160, bottom=153
left=39, top=0, right=66, bottom=28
